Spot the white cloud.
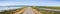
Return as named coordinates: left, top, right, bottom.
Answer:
left=0, top=0, right=40, bottom=6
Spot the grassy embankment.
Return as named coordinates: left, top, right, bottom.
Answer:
left=31, top=6, right=60, bottom=14
left=0, top=7, right=24, bottom=14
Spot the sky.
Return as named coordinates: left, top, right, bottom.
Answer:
left=40, top=0, right=60, bottom=6
left=0, top=0, right=60, bottom=12
left=0, top=0, right=60, bottom=6
left=0, top=0, right=40, bottom=6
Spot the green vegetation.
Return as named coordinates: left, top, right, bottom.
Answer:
left=0, top=8, right=24, bottom=14
left=31, top=6, right=60, bottom=9
left=31, top=6, right=60, bottom=14
left=0, top=6, right=60, bottom=14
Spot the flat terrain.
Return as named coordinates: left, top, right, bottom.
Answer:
left=14, top=7, right=42, bottom=14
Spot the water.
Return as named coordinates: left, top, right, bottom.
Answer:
left=0, top=7, right=22, bottom=12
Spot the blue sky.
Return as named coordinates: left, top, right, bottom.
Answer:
left=0, top=0, right=60, bottom=12
left=40, top=0, right=60, bottom=6
left=0, top=0, right=40, bottom=6
left=0, top=0, right=60, bottom=6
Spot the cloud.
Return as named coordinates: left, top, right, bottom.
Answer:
left=0, top=0, right=60, bottom=6
left=0, top=0, right=40, bottom=6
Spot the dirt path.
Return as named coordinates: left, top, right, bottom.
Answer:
left=23, top=7, right=35, bottom=14
left=14, top=8, right=26, bottom=14
left=14, top=7, right=42, bottom=14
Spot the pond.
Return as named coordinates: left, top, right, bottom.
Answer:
left=0, top=7, right=22, bottom=12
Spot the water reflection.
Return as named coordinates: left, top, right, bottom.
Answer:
left=0, top=7, right=22, bottom=12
